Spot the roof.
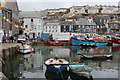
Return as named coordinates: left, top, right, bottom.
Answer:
left=76, top=18, right=96, bottom=25
left=19, top=11, right=42, bottom=18
left=76, top=22, right=96, bottom=25
left=108, top=21, right=120, bottom=24
left=44, top=23, right=60, bottom=26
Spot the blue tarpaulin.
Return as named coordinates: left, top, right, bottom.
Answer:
left=41, top=33, right=50, bottom=41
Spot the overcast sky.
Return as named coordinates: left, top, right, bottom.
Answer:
left=17, top=0, right=120, bottom=11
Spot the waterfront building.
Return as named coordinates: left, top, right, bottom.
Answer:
left=5, top=0, right=19, bottom=35
left=76, top=16, right=96, bottom=33
left=107, top=20, right=120, bottom=34
left=93, top=15, right=110, bottom=34
left=19, top=11, right=44, bottom=39
left=41, top=5, right=119, bottom=41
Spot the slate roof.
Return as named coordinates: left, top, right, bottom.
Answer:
left=44, top=23, right=60, bottom=26
left=19, top=11, right=42, bottom=18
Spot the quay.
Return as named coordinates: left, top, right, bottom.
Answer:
left=0, top=41, right=41, bottom=80
left=0, top=43, right=21, bottom=80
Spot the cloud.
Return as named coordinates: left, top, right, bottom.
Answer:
left=17, top=0, right=119, bottom=11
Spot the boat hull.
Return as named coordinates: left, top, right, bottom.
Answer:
left=112, top=38, right=120, bottom=44
left=45, top=64, right=68, bottom=74
left=17, top=48, right=33, bottom=54
left=45, top=70, right=69, bottom=80
left=71, top=38, right=108, bottom=46
left=44, top=41, right=64, bottom=46
left=69, top=64, right=93, bottom=80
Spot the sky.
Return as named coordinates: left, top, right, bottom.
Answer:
left=16, top=0, right=120, bottom=11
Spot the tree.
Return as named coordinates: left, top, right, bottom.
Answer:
left=64, top=9, right=70, bottom=14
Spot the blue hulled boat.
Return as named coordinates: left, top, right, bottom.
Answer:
left=69, top=64, right=93, bottom=79
left=45, top=58, right=69, bottom=74
left=70, top=38, right=108, bottom=47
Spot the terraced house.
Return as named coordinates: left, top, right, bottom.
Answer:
left=0, top=0, right=19, bottom=43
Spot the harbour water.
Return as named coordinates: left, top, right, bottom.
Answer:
left=2, top=44, right=120, bottom=80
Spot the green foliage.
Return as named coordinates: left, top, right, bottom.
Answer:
left=63, top=9, right=70, bottom=14
left=81, top=13, right=89, bottom=16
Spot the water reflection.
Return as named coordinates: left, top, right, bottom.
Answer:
left=70, top=46, right=119, bottom=79
left=1, top=45, right=120, bottom=79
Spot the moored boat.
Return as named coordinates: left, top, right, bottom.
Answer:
left=70, top=37, right=108, bottom=47
left=111, top=33, right=120, bottom=45
left=69, top=64, right=93, bottom=80
left=45, top=58, right=69, bottom=74
left=44, top=41, right=64, bottom=46
left=17, top=45, right=34, bottom=54
left=78, top=54, right=113, bottom=60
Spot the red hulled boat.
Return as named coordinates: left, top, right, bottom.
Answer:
left=44, top=41, right=64, bottom=46
left=112, top=33, right=120, bottom=45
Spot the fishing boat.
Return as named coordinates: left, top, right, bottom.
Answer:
left=44, top=41, right=64, bottom=46
left=45, top=58, right=69, bottom=74
left=111, top=33, right=120, bottom=45
left=17, top=45, right=34, bottom=54
left=78, top=54, right=113, bottom=60
left=69, top=64, right=93, bottom=80
left=70, top=37, right=108, bottom=47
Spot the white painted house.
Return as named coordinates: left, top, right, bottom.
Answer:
left=19, top=11, right=44, bottom=38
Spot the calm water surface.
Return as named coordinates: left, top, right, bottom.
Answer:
left=2, top=44, right=120, bottom=80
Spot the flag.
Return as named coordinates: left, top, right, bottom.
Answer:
left=0, top=14, right=4, bottom=16
left=0, top=7, right=5, bottom=9
left=1, top=4, right=5, bottom=7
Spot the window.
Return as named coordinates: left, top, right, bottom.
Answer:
left=25, top=25, right=28, bottom=28
left=31, top=19, right=33, bottom=22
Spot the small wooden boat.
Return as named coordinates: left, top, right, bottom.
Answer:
left=69, top=64, right=93, bottom=80
left=44, top=41, right=64, bottom=46
left=17, top=45, right=34, bottom=54
left=78, top=54, right=113, bottom=60
left=45, top=58, right=69, bottom=74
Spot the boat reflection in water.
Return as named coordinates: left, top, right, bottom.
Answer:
left=45, top=68, right=92, bottom=80
left=70, top=46, right=119, bottom=79
left=45, top=70, right=69, bottom=80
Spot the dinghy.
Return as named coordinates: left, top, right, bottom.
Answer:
left=17, top=45, right=34, bottom=54
left=69, top=64, right=93, bottom=80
